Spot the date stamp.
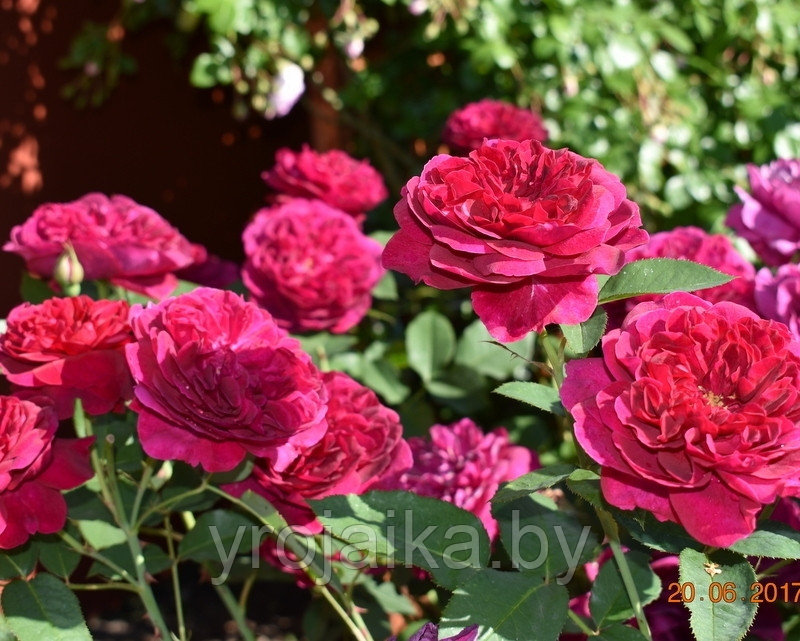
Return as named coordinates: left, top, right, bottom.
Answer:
left=668, top=581, right=800, bottom=603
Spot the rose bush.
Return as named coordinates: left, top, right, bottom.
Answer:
left=382, top=139, right=648, bottom=341
left=727, top=159, right=800, bottom=266
left=0, top=296, right=133, bottom=419
left=561, top=292, right=800, bottom=546
left=262, top=145, right=388, bottom=218
left=4, top=193, right=201, bottom=298
left=0, top=396, right=92, bottom=549
left=442, top=99, right=548, bottom=153
left=242, top=198, right=384, bottom=334
left=125, top=287, right=328, bottom=473
left=226, top=371, right=412, bottom=531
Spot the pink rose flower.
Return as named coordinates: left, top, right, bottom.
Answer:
left=561, top=292, right=800, bottom=547
left=755, top=265, right=800, bottom=340
left=242, top=198, right=384, bottom=334
left=606, top=226, right=756, bottom=325
left=382, top=418, right=536, bottom=538
left=125, top=287, right=328, bottom=473
left=726, top=159, right=800, bottom=266
left=382, top=139, right=649, bottom=341
left=443, top=99, right=548, bottom=153
left=0, top=396, right=93, bottom=549
left=0, top=296, right=134, bottom=419
left=226, top=371, right=412, bottom=531
left=4, top=193, right=202, bottom=299
left=262, top=145, right=388, bottom=217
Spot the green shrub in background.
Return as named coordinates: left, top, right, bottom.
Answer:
left=65, top=0, right=800, bottom=228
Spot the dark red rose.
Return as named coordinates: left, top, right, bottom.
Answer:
left=443, top=99, right=548, bottom=152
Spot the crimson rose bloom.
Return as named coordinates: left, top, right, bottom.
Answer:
left=125, top=287, right=328, bottom=473
left=390, top=623, right=479, bottom=641
left=226, top=371, right=412, bottom=531
left=382, top=418, right=536, bottom=538
left=443, top=99, right=548, bottom=152
left=242, top=199, right=384, bottom=334
left=4, top=193, right=201, bottom=298
left=382, top=139, right=648, bottom=341
left=0, top=396, right=93, bottom=548
left=606, top=226, right=756, bottom=327
left=0, top=296, right=133, bottom=419
left=262, top=145, right=388, bottom=217
left=561, top=292, right=800, bottom=547
left=726, top=159, right=800, bottom=266
left=755, top=265, right=800, bottom=340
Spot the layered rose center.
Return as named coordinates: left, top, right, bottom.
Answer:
left=614, top=310, right=800, bottom=482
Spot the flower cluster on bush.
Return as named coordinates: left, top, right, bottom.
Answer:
left=5, top=107, right=800, bottom=641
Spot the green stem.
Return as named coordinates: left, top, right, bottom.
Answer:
left=135, top=481, right=210, bottom=530
left=597, top=509, right=653, bottom=641
left=73, top=400, right=116, bottom=514
left=67, top=581, right=139, bottom=593
left=130, top=458, right=156, bottom=525
left=757, top=558, right=794, bottom=580
left=212, top=582, right=256, bottom=641
left=58, top=531, right=137, bottom=585
left=567, top=609, right=597, bottom=636
left=315, top=586, right=371, bottom=641
left=238, top=570, right=258, bottom=611
left=164, top=517, right=187, bottom=641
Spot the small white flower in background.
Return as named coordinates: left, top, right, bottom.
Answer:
left=265, top=60, right=305, bottom=119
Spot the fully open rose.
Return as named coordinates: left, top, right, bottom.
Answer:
left=4, top=193, right=201, bottom=299
left=226, top=371, right=411, bottom=531
left=242, top=198, right=384, bottom=334
left=125, top=287, right=328, bottom=473
left=443, top=98, right=548, bottom=152
left=382, top=139, right=648, bottom=341
left=0, top=396, right=93, bottom=548
left=262, top=145, right=388, bottom=218
left=561, top=292, right=800, bottom=547
left=0, top=296, right=133, bottom=419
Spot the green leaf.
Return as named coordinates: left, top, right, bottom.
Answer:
left=494, top=493, right=599, bottom=581
left=729, top=521, right=800, bottom=559
left=597, top=259, right=733, bottom=304
left=406, top=310, right=456, bottom=381
left=310, top=491, right=490, bottom=589
left=2, top=573, right=92, bottom=641
left=492, top=464, right=577, bottom=505
left=87, top=543, right=171, bottom=580
left=0, top=542, right=38, bottom=580
left=360, top=579, right=417, bottom=615
left=372, top=272, right=398, bottom=301
left=190, top=53, right=220, bottom=88
left=590, top=550, right=661, bottom=626
left=493, top=382, right=564, bottom=415
left=455, top=320, right=535, bottom=379
left=20, top=272, right=56, bottom=304
left=37, top=536, right=81, bottom=578
left=679, top=549, right=757, bottom=641
left=439, top=570, right=568, bottom=641
left=75, top=520, right=127, bottom=550
left=179, top=510, right=259, bottom=562
left=566, top=469, right=603, bottom=508
left=561, top=308, right=607, bottom=357
left=613, top=509, right=703, bottom=554
left=360, top=359, right=410, bottom=404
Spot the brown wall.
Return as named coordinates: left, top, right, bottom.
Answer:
left=0, top=0, right=308, bottom=314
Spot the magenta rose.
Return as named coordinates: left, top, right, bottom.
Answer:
left=382, top=418, right=536, bottom=538
left=4, top=193, right=202, bottom=298
left=726, top=159, right=800, bottom=266
left=242, top=198, right=384, bottom=334
left=561, top=292, right=800, bottom=547
left=0, top=396, right=93, bottom=548
left=227, top=371, right=412, bottom=531
left=755, top=265, right=800, bottom=340
left=0, top=296, right=134, bottom=419
left=443, top=99, right=548, bottom=153
left=382, top=139, right=649, bottom=341
left=125, top=287, right=328, bottom=473
left=262, top=145, right=388, bottom=218
left=391, top=623, right=479, bottom=641
left=606, top=226, right=756, bottom=326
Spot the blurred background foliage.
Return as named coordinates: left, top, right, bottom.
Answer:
left=62, top=0, right=800, bottom=231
